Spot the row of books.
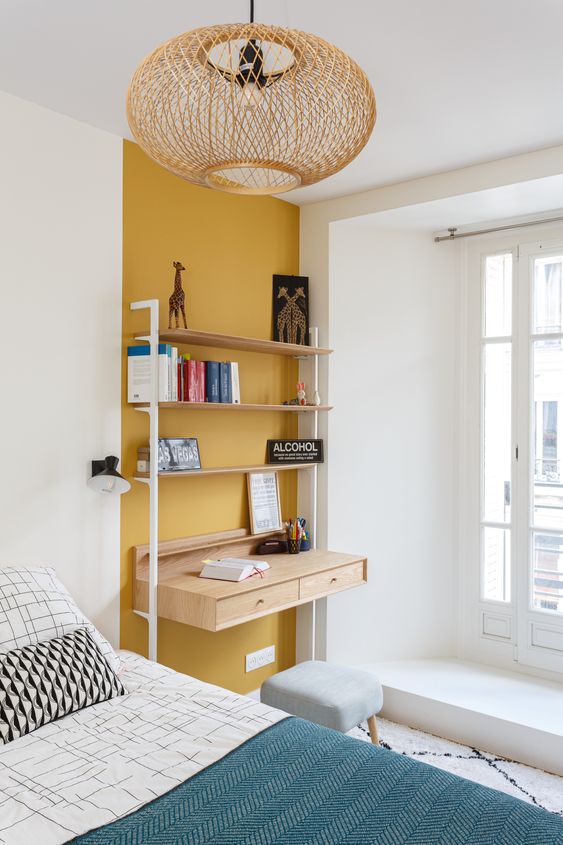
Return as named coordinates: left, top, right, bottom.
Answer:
left=127, top=345, right=240, bottom=404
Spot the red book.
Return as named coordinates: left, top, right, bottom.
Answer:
left=183, top=359, right=189, bottom=402
left=187, top=359, right=197, bottom=402
left=196, top=361, right=206, bottom=402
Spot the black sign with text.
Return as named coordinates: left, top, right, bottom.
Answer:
left=267, top=439, right=324, bottom=465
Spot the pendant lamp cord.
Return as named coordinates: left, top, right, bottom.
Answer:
left=250, top=0, right=254, bottom=22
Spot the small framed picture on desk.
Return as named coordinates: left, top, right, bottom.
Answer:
left=247, top=471, right=282, bottom=535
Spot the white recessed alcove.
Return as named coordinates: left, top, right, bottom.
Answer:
left=313, top=172, right=563, bottom=773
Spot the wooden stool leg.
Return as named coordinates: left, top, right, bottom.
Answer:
left=367, top=714, right=379, bottom=745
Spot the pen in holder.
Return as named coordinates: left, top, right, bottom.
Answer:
left=286, top=517, right=307, bottom=555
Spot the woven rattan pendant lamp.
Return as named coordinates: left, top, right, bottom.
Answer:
left=127, top=1, right=376, bottom=195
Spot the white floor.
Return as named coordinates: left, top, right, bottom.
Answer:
left=357, top=658, right=563, bottom=775
left=348, top=717, right=563, bottom=816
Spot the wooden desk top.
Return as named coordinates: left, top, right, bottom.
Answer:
left=133, top=528, right=367, bottom=632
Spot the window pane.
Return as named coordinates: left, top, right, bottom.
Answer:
left=484, top=253, right=512, bottom=337
left=543, top=402, right=558, bottom=460
left=532, top=343, right=563, bottom=530
left=483, top=343, right=512, bottom=523
left=534, top=256, right=562, bottom=335
left=532, top=533, right=563, bottom=614
left=482, top=526, right=511, bottom=602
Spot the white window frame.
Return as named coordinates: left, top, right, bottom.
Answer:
left=516, top=240, right=563, bottom=673
left=479, top=252, right=514, bottom=606
left=459, top=226, right=563, bottom=677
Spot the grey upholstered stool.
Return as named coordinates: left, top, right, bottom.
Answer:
left=261, top=660, right=383, bottom=744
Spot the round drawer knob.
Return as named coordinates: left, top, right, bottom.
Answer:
left=257, top=599, right=265, bottom=605
left=331, top=577, right=337, bottom=583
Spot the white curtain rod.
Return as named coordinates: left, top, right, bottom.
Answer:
left=434, top=213, right=563, bottom=243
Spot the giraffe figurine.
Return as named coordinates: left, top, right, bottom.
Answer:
left=168, top=261, right=187, bottom=329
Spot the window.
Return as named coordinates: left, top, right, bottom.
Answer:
left=466, top=239, right=563, bottom=673
left=531, top=256, right=563, bottom=626
left=535, top=258, right=562, bottom=338
left=536, top=401, right=558, bottom=480
left=533, top=533, right=563, bottom=613
left=481, top=254, right=512, bottom=603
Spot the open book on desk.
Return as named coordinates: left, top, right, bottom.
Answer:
left=199, top=557, right=271, bottom=582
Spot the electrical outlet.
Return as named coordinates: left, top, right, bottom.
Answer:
left=245, top=645, right=275, bottom=672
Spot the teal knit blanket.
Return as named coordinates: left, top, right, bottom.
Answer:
left=72, top=718, right=563, bottom=844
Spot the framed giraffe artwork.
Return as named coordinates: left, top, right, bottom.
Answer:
left=272, top=275, right=309, bottom=346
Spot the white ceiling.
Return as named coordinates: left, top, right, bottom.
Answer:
left=1, top=0, right=563, bottom=205
left=344, top=176, right=563, bottom=233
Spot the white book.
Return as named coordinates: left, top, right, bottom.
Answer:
left=159, top=347, right=170, bottom=402
left=166, top=345, right=173, bottom=402
left=171, top=347, right=178, bottom=401
left=128, top=345, right=171, bottom=403
left=199, top=557, right=270, bottom=582
left=231, top=362, right=241, bottom=404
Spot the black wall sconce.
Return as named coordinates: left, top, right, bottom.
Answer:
left=87, top=455, right=131, bottom=495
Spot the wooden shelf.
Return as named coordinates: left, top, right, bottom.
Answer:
left=136, top=327, right=332, bottom=357
left=136, top=401, right=332, bottom=412
left=135, top=462, right=318, bottom=481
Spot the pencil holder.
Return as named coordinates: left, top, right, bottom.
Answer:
left=287, top=538, right=301, bottom=554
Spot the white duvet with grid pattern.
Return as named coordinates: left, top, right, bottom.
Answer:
left=0, top=651, right=283, bottom=845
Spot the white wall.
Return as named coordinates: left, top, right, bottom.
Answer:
left=0, top=92, right=122, bottom=645
left=324, top=225, right=459, bottom=662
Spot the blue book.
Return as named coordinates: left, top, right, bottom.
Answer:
left=219, top=362, right=232, bottom=403
left=206, top=361, right=220, bottom=403
left=127, top=344, right=169, bottom=356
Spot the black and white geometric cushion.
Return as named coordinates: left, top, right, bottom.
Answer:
left=0, top=566, right=120, bottom=672
left=0, top=627, right=126, bottom=744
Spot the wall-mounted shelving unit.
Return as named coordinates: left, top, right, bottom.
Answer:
left=138, top=401, right=332, bottom=412
left=146, top=327, right=332, bottom=358
left=130, top=299, right=332, bottom=661
left=135, top=462, right=316, bottom=481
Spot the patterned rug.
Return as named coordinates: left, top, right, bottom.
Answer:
left=348, top=719, right=563, bottom=816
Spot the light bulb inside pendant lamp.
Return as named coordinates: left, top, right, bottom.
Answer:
left=238, top=80, right=261, bottom=110
left=235, top=36, right=266, bottom=110
left=126, top=1, right=376, bottom=196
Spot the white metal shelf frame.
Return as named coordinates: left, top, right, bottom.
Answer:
left=130, top=299, right=159, bottom=661
left=130, top=299, right=323, bottom=662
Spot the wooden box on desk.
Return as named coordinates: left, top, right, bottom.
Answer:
left=133, top=528, right=367, bottom=632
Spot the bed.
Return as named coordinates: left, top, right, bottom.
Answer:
left=1, top=568, right=563, bottom=845
left=1, top=650, right=562, bottom=845
left=0, top=651, right=284, bottom=843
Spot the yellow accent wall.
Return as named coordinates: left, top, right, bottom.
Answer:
left=121, top=141, right=300, bottom=693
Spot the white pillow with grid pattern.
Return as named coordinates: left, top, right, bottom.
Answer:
left=0, top=566, right=120, bottom=673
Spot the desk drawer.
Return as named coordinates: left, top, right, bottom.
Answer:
left=216, top=580, right=299, bottom=628
left=300, top=561, right=364, bottom=600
